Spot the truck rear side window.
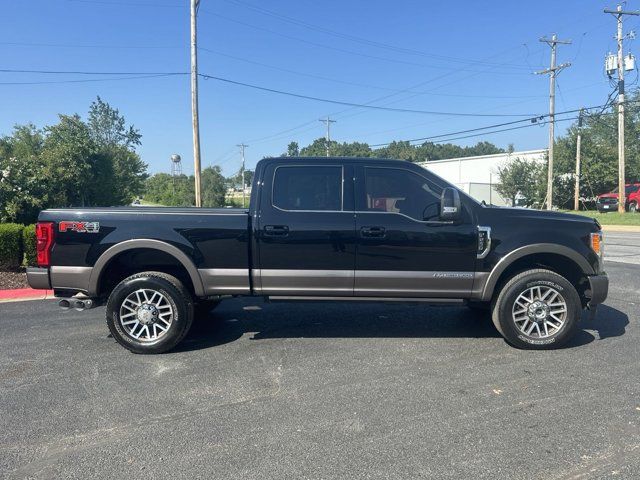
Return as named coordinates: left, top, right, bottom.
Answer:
left=273, top=166, right=343, bottom=211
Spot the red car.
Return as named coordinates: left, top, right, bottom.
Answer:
left=596, top=183, right=640, bottom=213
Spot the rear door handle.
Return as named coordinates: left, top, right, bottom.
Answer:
left=361, top=226, right=386, bottom=238
left=264, top=225, right=289, bottom=237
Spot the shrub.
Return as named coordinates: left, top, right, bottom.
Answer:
left=23, top=224, right=37, bottom=267
left=0, top=223, right=24, bottom=270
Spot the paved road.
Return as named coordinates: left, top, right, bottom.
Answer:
left=605, top=231, right=640, bottom=265
left=1, top=243, right=639, bottom=479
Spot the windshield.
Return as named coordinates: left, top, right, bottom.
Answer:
left=611, top=185, right=640, bottom=194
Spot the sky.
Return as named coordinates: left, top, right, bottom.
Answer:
left=0, top=0, right=635, bottom=177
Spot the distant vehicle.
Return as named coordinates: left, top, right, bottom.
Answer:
left=132, top=199, right=141, bottom=205
left=596, top=183, right=640, bottom=213
left=27, top=157, right=607, bottom=353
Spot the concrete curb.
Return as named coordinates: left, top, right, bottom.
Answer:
left=0, top=288, right=55, bottom=303
left=601, top=225, right=640, bottom=233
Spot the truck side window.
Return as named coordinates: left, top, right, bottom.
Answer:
left=273, top=166, right=343, bottom=211
left=364, top=167, right=441, bottom=221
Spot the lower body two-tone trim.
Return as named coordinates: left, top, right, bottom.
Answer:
left=249, top=269, right=481, bottom=298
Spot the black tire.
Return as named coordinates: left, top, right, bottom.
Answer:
left=630, top=201, right=638, bottom=213
left=491, top=269, right=582, bottom=349
left=106, top=271, right=194, bottom=354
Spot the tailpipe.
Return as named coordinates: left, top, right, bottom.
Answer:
left=59, top=298, right=95, bottom=311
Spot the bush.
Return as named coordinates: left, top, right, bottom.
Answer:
left=0, top=223, right=24, bottom=270
left=23, top=224, right=37, bottom=267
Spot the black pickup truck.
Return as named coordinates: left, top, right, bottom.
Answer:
left=27, top=157, right=608, bottom=353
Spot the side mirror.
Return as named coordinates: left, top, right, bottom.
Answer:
left=440, top=187, right=461, bottom=222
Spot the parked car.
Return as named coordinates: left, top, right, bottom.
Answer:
left=27, top=157, right=608, bottom=353
left=596, top=183, right=640, bottom=213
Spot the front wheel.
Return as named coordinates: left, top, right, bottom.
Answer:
left=630, top=201, right=638, bottom=213
left=491, top=269, right=582, bottom=349
left=106, top=271, right=194, bottom=354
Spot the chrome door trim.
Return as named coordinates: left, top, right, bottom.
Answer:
left=198, top=268, right=250, bottom=295
left=252, top=269, right=354, bottom=296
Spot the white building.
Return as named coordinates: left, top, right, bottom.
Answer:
left=417, top=149, right=547, bottom=206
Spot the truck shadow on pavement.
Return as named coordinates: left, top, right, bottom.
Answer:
left=175, top=301, right=628, bottom=352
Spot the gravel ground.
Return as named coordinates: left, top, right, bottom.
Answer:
left=0, top=270, right=28, bottom=290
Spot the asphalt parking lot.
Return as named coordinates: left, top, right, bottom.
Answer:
left=1, top=236, right=639, bottom=479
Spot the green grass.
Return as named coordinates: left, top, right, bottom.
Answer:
left=564, top=210, right=640, bottom=226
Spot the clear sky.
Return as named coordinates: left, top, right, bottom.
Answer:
left=0, top=0, right=634, bottom=176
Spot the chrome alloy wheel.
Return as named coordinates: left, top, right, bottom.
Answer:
left=119, top=289, right=174, bottom=342
left=511, top=285, right=567, bottom=339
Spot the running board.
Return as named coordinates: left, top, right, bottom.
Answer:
left=266, top=296, right=464, bottom=305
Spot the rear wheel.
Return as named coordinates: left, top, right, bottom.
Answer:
left=491, top=269, right=581, bottom=349
left=106, top=271, right=194, bottom=354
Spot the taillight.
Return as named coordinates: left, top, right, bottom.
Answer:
left=36, top=222, right=54, bottom=267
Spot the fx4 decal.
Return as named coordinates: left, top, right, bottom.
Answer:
left=59, top=221, right=100, bottom=233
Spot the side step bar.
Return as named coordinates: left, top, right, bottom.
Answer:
left=266, top=296, right=464, bottom=305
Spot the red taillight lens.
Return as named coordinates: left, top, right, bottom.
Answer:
left=36, top=222, right=54, bottom=267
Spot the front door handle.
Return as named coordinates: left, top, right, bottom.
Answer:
left=361, top=226, right=386, bottom=238
left=264, top=225, right=289, bottom=237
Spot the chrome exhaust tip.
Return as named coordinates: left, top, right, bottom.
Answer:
left=73, top=300, right=86, bottom=311
left=58, top=299, right=71, bottom=310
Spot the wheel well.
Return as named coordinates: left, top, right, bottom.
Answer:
left=491, top=253, right=589, bottom=304
left=97, top=248, right=196, bottom=298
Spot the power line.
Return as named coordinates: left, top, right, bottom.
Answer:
left=199, top=47, right=545, bottom=99
left=197, top=73, right=540, bottom=117
left=201, top=10, right=536, bottom=74
left=0, top=68, right=186, bottom=75
left=224, top=0, right=540, bottom=70
left=0, top=73, right=183, bottom=85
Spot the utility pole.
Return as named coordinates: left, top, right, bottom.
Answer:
left=536, top=34, right=571, bottom=211
left=237, top=143, right=248, bottom=208
left=605, top=5, right=639, bottom=213
left=191, top=0, right=202, bottom=207
left=574, top=109, right=584, bottom=211
left=319, top=117, right=336, bottom=157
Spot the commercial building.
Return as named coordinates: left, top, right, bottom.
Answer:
left=417, top=149, right=547, bottom=206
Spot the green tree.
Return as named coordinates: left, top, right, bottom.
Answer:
left=201, top=166, right=227, bottom=207
left=0, top=125, right=47, bottom=223
left=285, top=141, right=299, bottom=157
left=495, top=157, right=547, bottom=207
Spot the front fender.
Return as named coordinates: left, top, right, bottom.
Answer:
left=479, top=243, right=594, bottom=301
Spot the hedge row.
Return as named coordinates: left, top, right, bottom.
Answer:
left=0, top=223, right=37, bottom=270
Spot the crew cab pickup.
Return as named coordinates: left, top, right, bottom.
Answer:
left=27, top=157, right=609, bottom=353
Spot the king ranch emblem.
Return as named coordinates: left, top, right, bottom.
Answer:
left=58, top=221, right=100, bottom=233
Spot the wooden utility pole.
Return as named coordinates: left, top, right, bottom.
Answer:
left=537, top=34, right=571, bottom=211
left=319, top=117, right=336, bottom=157
left=574, top=109, right=583, bottom=211
left=237, top=143, right=248, bottom=208
left=605, top=5, right=639, bottom=213
left=191, top=0, right=202, bottom=207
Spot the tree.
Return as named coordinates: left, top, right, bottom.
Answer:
left=0, top=97, right=148, bottom=223
left=201, top=166, right=227, bottom=207
left=495, top=157, right=547, bottom=207
left=0, top=125, right=47, bottom=223
left=285, top=141, right=299, bottom=157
